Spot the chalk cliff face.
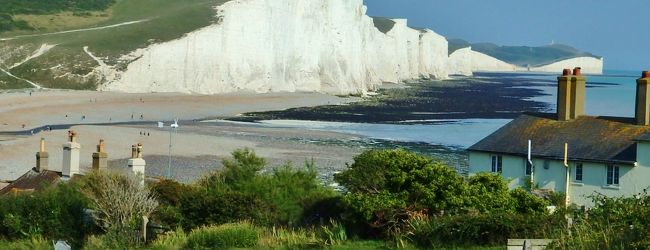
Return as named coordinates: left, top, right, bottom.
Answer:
left=447, top=47, right=603, bottom=75
left=102, top=0, right=449, bottom=94
left=447, top=47, right=520, bottom=75
left=529, top=57, right=603, bottom=75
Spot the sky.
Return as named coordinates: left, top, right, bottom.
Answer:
left=364, top=0, right=648, bottom=71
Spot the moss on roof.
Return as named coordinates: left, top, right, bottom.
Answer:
left=469, top=113, right=650, bottom=164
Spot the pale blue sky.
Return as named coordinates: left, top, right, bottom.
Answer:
left=364, top=0, right=648, bottom=71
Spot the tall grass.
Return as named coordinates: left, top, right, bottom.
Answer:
left=185, top=222, right=260, bottom=249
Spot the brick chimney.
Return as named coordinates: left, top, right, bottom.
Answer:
left=62, top=130, right=81, bottom=177
left=570, top=67, right=586, bottom=119
left=636, top=71, right=650, bottom=125
left=35, top=138, right=49, bottom=172
left=128, top=143, right=146, bottom=186
left=92, top=139, right=108, bottom=170
left=557, top=68, right=586, bottom=121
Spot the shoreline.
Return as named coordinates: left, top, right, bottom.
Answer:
left=0, top=90, right=363, bottom=181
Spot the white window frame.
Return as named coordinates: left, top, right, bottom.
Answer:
left=491, top=155, right=503, bottom=174
left=574, top=163, right=583, bottom=182
left=606, top=165, right=620, bottom=186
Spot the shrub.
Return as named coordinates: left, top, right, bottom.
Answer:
left=192, top=149, right=338, bottom=226
left=148, top=227, right=187, bottom=250
left=0, top=182, right=91, bottom=246
left=550, top=192, right=650, bottom=249
left=185, top=222, right=259, bottom=249
left=81, top=170, right=158, bottom=245
left=178, top=188, right=271, bottom=229
left=335, top=149, right=468, bottom=237
left=410, top=212, right=564, bottom=248
left=0, top=237, right=50, bottom=250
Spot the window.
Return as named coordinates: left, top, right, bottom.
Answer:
left=491, top=155, right=502, bottom=173
left=575, top=163, right=583, bottom=182
left=606, top=165, right=619, bottom=185
left=525, top=159, right=532, bottom=176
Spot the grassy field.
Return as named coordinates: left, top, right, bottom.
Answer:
left=0, top=0, right=231, bottom=90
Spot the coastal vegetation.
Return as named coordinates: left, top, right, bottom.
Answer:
left=0, top=148, right=645, bottom=249
left=0, top=0, right=115, bottom=32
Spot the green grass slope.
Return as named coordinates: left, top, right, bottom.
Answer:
left=0, top=0, right=230, bottom=90
left=448, top=38, right=600, bottom=67
left=372, top=17, right=396, bottom=34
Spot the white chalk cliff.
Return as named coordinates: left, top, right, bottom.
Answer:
left=529, top=57, right=603, bottom=75
left=447, top=47, right=603, bottom=75
left=102, top=0, right=449, bottom=94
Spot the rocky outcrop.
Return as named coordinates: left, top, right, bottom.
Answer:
left=102, top=0, right=449, bottom=95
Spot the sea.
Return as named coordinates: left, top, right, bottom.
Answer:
left=245, top=70, right=640, bottom=150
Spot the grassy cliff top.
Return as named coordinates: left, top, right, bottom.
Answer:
left=448, top=38, right=601, bottom=67
left=372, top=17, right=395, bottom=34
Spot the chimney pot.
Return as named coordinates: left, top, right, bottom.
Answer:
left=572, top=67, right=582, bottom=76
left=36, top=138, right=49, bottom=172
left=92, top=139, right=108, bottom=170
left=131, top=144, right=137, bottom=159
left=643, top=71, right=650, bottom=79
left=562, top=69, right=571, bottom=76
left=97, top=139, right=105, bottom=153
left=68, top=130, right=77, bottom=142
left=39, top=138, right=45, bottom=152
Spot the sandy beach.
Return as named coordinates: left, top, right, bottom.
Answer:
left=0, top=90, right=362, bottom=182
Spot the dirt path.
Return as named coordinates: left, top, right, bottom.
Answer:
left=0, top=19, right=148, bottom=41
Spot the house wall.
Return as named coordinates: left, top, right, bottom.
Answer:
left=468, top=149, right=650, bottom=207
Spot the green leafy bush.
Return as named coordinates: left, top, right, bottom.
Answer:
left=335, top=149, right=468, bottom=237
left=178, top=188, right=270, bottom=229
left=410, top=212, right=564, bottom=248
left=185, top=222, right=259, bottom=249
left=550, top=192, right=650, bottom=249
left=0, top=182, right=92, bottom=246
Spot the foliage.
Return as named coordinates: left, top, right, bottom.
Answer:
left=185, top=222, right=260, bottom=249
left=148, top=227, right=187, bottom=250
left=550, top=191, right=650, bottom=249
left=81, top=170, right=158, bottom=245
left=0, top=182, right=91, bottom=246
left=189, top=149, right=337, bottom=226
left=0, top=0, right=115, bottom=32
left=178, top=188, right=270, bottom=229
left=466, top=173, right=515, bottom=213
left=83, top=233, right=130, bottom=250
left=335, top=149, right=469, bottom=237
left=410, top=212, right=565, bottom=248
left=0, top=237, right=50, bottom=250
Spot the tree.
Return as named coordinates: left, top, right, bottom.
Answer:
left=82, top=171, right=158, bottom=242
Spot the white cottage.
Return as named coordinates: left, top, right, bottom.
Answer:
left=468, top=69, right=650, bottom=206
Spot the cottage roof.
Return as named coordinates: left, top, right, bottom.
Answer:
left=0, top=169, right=63, bottom=195
left=468, top=113, right=650, bottom=164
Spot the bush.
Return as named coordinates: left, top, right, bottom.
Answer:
left=0, top=237, right=50, bottom=250
left=148, top=227, right=187, bottom=250
left=335, top=149, right=468, bottom=237
left=185, top=222, right=259, bottom=249
left=410, top=212, right=564, bottom=248
left=191, top=149, right=338, bottom=227
left=0, top=182, right=91, bottom=246
left=550, top=192, right=650, bottom=249
left=178, top=188, right=271, bottom=229
left=81, top=170, right=158, bottom=246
